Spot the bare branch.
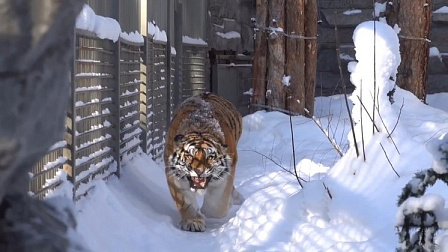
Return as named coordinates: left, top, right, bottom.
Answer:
left=389, top=98, right=405, bottom=137
left=359, top=82, right=366, bottom=161
left=239, top=149, right=308, bottom=183
left=334, top=15, right=359, bottom=158
left=380, top=143, right=400, bottom=178
left=304, top=108, right=344, bottom=157
left=322, top=182, right=333, bottom=200
left=356, top=95, right=381, bottom=132
left=289, top=110, right=304, bottom=188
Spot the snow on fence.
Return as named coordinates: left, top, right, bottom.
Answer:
left=70, top=30, right=120, bottom=200
left=118, top=37, right=145, bottom=159
left=144, top=38, right=169, bottom=160
left=29, top=142, right=67, bottom=200
left=28, top=29, right=209, bottom=201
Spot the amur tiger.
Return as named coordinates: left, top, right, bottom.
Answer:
left=164, top=92, right=244, bottom=232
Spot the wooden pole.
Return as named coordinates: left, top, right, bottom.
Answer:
left=251, top=0, right=268, bottom=112
left=304, top=0, right=318, bottom=116
left=285, top=0, right=306, bottom=114
left=267, top=0, right=286, bottom=109
left=392, top=0, right=431, bottom=102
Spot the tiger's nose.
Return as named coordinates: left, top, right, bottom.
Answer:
left=194, top=168, right=205, bottom=177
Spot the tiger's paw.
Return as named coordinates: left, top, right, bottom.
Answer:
left=232, top=188, right=245, bottom=206
left=180, top=217, right=205, bottom=232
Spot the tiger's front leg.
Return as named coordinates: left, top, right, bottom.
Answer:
left=166, top=173, right=205, bottom=232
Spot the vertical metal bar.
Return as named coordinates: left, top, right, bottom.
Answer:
left=165, top=0, right=172, bottom=126
left=140, top=36, right=148, bottom=154
left=147, top=38, right=155, bottom=156
left=174, top=0, right=183, bottom=107
left=70, top=30, right=77, bottom=201
left=115, top=39, right=122, bottom=178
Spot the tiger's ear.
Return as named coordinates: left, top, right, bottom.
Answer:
left=174, top=134, right=184, bottom=142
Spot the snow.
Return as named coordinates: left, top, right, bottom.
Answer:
left=339, top=53, right=354, bottom=61
left=427, top=133, right=448, bottom=174
left=216, top=31, right=241, bottom=39
left=282, top=75, right=291, bottom=87
left=343, top=9, right=362, bottom=15
left=60, top=84, right=448, bottom=251
left=76, top=4, right=121, bottom=42
left=434, top=6, right=448, bottom=14
left=49, top=141, right=67, bottom=151
left=430, top=47, right=442, bottom=60
left=396, top=194, right=445, bottom=226
left=39, top=10, right=448, bottom=252
left=148, top=21, right=167, bottom=42
left=120, top=31, right=144, bottom=44
left=374, top=2, right=387, bottom=17
left=182, top=36, right=208, bottom=46
left=76, top=4, right=144, bottom=43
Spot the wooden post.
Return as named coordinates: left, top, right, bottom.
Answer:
left=285, top=0, right=305, bottom=114
left=304, top=0, right=318, bottom=116
left=391, top=0, right=431, bottom=102
left=251, top=0, right=268, bottom=112
left=267, top=0, right=286, bottom=109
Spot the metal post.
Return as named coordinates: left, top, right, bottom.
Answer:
left=115, top=40, right=122, bottom=178
left=166, top=0, right=172, bottom=124
left=173, top=0, right=183, bottom=107
left=70, top=30, right=77, bottom=201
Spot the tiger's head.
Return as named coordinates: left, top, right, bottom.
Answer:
left=167, top=132, right=231, bottom=190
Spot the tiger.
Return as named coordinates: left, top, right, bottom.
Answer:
left=164, top=92, right=244, bottom=232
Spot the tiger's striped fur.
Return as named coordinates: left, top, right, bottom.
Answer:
left=164, top=92, right=243, bottom=232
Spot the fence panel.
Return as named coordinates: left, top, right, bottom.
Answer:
left=170, top=49, right=177, bottom=115
left=182, top=44, right=209, bottom=99
left=70, top=30, right=119, bottom=199
left=29, top=142, right=67, bottom=200
left=118, top=38, right=145, bottom=159
left=28, top=33, right=211, bottom=200
left=145, top=39, right=169, bottom=160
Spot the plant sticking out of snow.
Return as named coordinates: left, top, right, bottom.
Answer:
left=396, top=133, right=448, bottom=251
left=348, top=21, right=401, bottom=163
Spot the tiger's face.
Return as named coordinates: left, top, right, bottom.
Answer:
left=167, top=133, right=230, bottom=189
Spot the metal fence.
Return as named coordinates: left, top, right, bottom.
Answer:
left=28, top=29, right=209, bottom=200
left=182, top=44, right=209, bottom=98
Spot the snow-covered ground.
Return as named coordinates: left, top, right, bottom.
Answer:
left=45, top=11, right=448, bottom=252
left=68, top=88, right=448, bottom=251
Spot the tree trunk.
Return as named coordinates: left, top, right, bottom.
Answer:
left=267, top=0, right=285, bottom=109
left=391, top=0, right=431, bottom=102
left=251, top=0, right=268, bottom=113
left=285, top=0, right=305, bottom=114
left=304, top=0, right=318, bottom=116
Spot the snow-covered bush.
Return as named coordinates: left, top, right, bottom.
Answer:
left=396, top=133, right=448, bottom=251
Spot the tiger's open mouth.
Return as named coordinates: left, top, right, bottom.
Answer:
left=188, top=176, right=211, bottom=189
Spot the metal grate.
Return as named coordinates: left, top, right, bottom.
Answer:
left=118, top=38, right=145, bottom=158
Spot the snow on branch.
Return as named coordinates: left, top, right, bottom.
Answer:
left=396, top=133, right=448, bottom=251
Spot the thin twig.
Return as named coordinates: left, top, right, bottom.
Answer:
left=356, top=95, right=381, bottom=132
left=239, top=149, right=308, bottom=183
left=322, top=182, right=333, bottom=200
left=304, top=108, right=344, bottom=157
left=360, top=81, right=366, bottom=161
left=373, top=20, right=377, bottom=135
left=389, top=98, right=405, bottom=137
left=289, top=108, right=304, bottom=188
left=380, top=143, right=400, bottom=178
left=334, top=15, right=359, bottom=158
left=370, top=92, right=400, bottom=155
